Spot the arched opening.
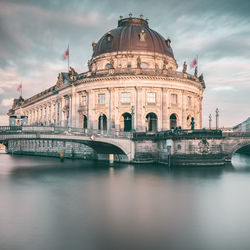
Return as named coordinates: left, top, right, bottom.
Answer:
left=146, top=113, right=158, bottom=132
left=0, top=143, right=6, bottom=153
left=231, top=144, right=250, bottom=168
left=83, top=115, right=87, bottom=129
left=98, top=114, right=107, bottom=131
left=105, top=63, right=112, bottom=69
left=120, top=113, right=132, bottom=132
left=170, top=114, right=177, bottom=129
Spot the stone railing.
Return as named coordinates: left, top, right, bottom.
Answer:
left=0, top=126, right=133, bottom=139
left=79, top=68, right=199, bottom=82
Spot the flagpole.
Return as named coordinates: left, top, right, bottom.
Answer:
left=68, top=44, right=69, bottom=72
left=197, top=54, right=198, bottom=71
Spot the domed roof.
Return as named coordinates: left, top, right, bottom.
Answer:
left=92, top=17, right=174, bottom=58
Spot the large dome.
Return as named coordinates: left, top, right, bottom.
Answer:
left=92, top=17, right=174, bottom=58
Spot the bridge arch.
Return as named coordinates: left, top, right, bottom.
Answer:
left=0, top=132, right=135, bottom=162
left=230, top=142, right=250, bottom=159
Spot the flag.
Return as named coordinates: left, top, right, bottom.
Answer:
left=63, top=46, right=69, bottom=60
left=17, top=83, right=22, bottom=92
left=190, top=57, right=197, bottom=68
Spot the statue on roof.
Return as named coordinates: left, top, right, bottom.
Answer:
left=182, top=61, right=187, bottom=73
left=88, top=60, right=92, bottom=72
left=198, top=73, right=204, bottom=82
left=163, top=58, right=168, bottom=70
left=69, top=67, right=78, bottom=77
left=194, top=66, right=198, bottom=77
left=137, top=56, right=141, bottom=69
left=55, top=73, right=63, bottom=90
left=110, top=57, right=114, bottom=69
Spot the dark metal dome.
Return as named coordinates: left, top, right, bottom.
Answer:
left=92, top=17, right=174, bottom=58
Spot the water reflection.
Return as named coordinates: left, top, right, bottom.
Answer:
left=1, top=154, right=250, bottom=250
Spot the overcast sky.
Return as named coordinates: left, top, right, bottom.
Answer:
left=0, top=0, right=249, bottom=127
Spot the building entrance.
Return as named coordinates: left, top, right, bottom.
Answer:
left=98, top=114, right=107, bottom=131
left=146, top=113, right=158, bottom=132
left=121, top=113, right=132, bottom=132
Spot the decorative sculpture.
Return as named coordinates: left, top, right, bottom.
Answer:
left=88, top=60, right=92, bottom=72
left=139, top=29, right=146, bottom=41
left=137, top=56, right=141, bottom=69
left=190, top=117, right=195, bottom=130
left=194, top=66, right=198, bottom=77
left=110, top=57, right=114, bottom=68
left=163, top=58, right=168, bottom=70
left=92, top=41, right=96, bottom=50
left=182, top=61, right=187, bottom=73
left=69, top=67, right=78, bottom=77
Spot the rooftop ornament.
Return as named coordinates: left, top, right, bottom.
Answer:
left=129, top=12, right=132, bottom=18
left=140, top=14, right=143, bottom=19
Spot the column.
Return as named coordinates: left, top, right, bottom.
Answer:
left=108, top=88, right=112, bottom=131
left=135, top=86, right=143, bottom=131
left=87, top=90, right=95, bottom=129
left=75, top=92, right=80, bottom=128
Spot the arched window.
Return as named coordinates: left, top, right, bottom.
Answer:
left=170, top=114, right=177, bottom=129
left=105, top=63, right=112, bottom=69
left=146, top=113, right=158, bottom=132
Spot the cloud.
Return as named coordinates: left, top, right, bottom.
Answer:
left=0, top=115, right=9, bottom=126
left=212, top=86, right=236, bottom=92
left=1, top=98, right=13, bottom=107
left=0, top=0, right=250, bottom=127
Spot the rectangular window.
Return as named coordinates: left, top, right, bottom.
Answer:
left=82, top=96, right=87, bottom=106
left=98, top=93, right=105, bottom=104
left=147, top=92, right=156, bottom=103
left=121, top=92, right=131, bottom=103
left=187, top=96, right=191, bottom=106
left=171, top=94, right=178, bottom=105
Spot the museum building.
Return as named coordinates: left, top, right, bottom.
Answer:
left=8, top=15, right=206, bottom=132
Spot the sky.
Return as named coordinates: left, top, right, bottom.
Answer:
left=0, top=0, right=249, bottom=127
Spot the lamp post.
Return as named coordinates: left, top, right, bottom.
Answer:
left=100, top=112, right=103, bottom=134
left=209, top=114, right=212, bottom=129
left=131, top=106, right=135, bottom=132
left=215, top=108, right=219, bottom=130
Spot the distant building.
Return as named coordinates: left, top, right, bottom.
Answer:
left=221, top=127, right=234, bottom=133
left=8, top=15, right=205, bottom=131
left=233, top=117, right=250, bottom=132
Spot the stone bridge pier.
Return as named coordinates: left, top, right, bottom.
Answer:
left=157, top=132, right=250, bottom=166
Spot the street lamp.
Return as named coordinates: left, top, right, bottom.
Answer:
left=131, top=106, right=135, bottom=132
left=100, top=112, right=103, bottom=134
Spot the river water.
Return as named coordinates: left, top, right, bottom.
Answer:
left=1, top=153, right=250, bottom=250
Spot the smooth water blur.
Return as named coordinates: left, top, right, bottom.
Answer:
left=1, top=153, right=250, bottom=250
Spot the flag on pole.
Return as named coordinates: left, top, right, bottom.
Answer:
left=17, top=83, right=22, bottom=92
left=63, top=44, right=70, bottom=72
left=190, top=57, right=197, bottom=68
left=63, top=46, right=69, bottom=60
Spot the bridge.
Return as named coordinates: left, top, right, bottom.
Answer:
left=0, top=126, right=250, bottom=166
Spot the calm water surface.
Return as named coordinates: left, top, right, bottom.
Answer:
left=1, top=153, right=250, bottom=250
